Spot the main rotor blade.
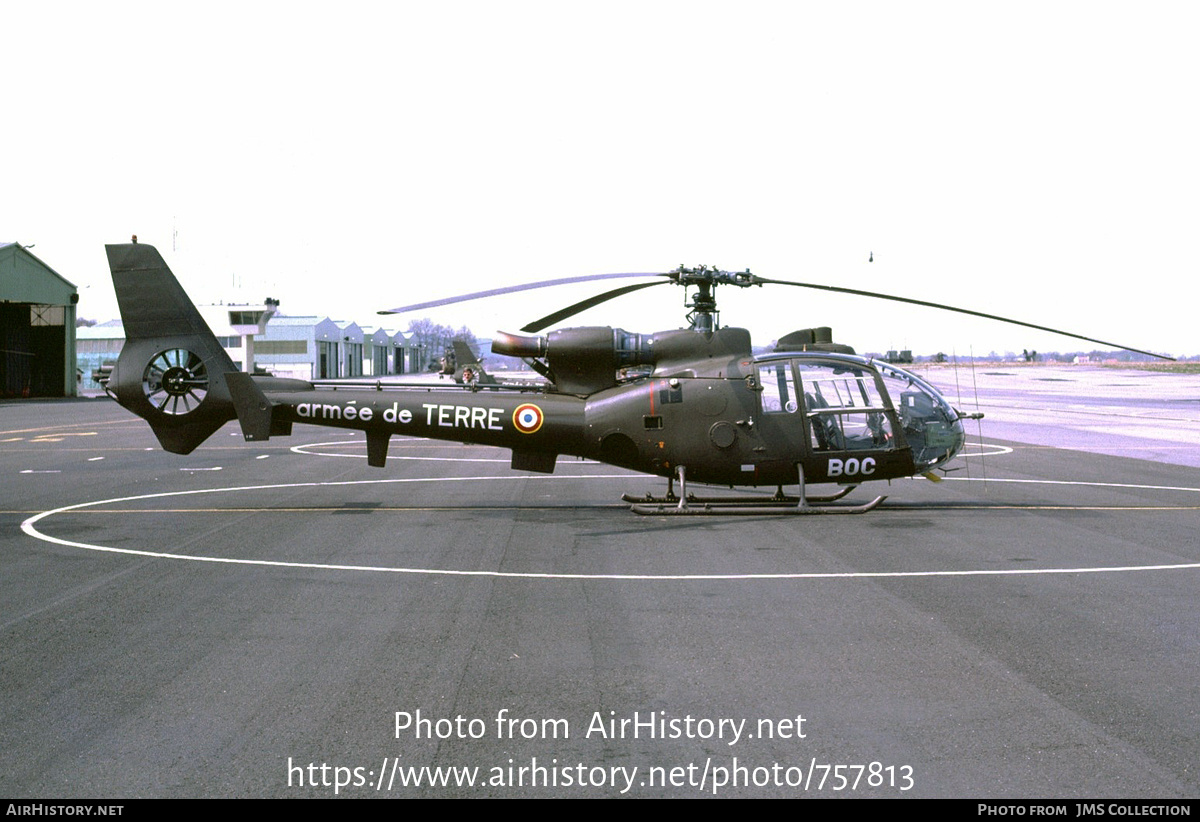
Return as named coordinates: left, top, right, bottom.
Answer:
left=521, top=280, right=670, bottom=333
left=379, top=272, right=666, bottom=315
left=757, top=277, right=1175, bottom=361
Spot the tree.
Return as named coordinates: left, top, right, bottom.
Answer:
left=406, top=318, right=450, bottom=350
left=407, top=318, right=479, bottom=369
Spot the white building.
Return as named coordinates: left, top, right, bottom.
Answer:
left=76, top=302, right=421, bottom=388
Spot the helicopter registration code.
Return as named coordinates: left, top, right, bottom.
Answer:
left=826, top=457, right=876, bottom=477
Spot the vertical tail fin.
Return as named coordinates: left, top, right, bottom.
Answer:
left=450, top=339, right=497, bottom=385
left=105, top=243, right=238, bottom=454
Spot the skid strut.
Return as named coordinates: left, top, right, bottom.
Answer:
left=627, top=464, right=885, bottom=515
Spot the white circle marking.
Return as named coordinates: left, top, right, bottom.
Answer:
left=20, top=475, right=1200, bottom=581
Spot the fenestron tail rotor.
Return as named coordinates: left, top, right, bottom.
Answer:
left=143, top=348, right=210, bottom=415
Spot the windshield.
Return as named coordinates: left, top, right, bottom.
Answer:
left=873, top=361, right=965, bottom=470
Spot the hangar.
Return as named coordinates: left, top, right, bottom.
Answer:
left=0, top=243, right=77, bottom=398
left=77, top=312, right=427, bottom=391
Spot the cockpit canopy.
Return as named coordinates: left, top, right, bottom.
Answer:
left=755, top=354, right=966, bottom=471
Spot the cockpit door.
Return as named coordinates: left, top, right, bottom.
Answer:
left=748, top=360, right=813, bottom=480
left=794, top=361, right=899, bottom=455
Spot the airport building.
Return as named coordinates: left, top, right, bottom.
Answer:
left=3, top=240, right=431, bottom=395
left=76, top=308, right=426, bottom=390
left=226, top=312, right=426, bottom=380
left=0, top=243, right=78, bottom=398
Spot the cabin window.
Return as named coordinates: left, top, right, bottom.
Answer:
left=795, top=363, right=894, bottom=452
left=757, top=362, right=798, bottom=413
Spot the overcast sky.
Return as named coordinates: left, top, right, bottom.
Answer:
left=4, top=1, right=1196, bottom=358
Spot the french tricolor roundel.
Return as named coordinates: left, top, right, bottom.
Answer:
left=512, top=403, right=544, bottom=434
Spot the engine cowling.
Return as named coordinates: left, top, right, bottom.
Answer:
left=493, top=325, right=755, bottom=394
left=493, top=327, right=653, bottom=394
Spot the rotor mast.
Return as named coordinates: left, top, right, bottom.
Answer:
left=671, top=265, right=760, bottom=333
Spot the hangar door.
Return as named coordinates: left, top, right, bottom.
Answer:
left=1, top=303, right=67, bottom=397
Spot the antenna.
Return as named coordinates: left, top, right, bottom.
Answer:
left=968, top=346, right=986, bottom=488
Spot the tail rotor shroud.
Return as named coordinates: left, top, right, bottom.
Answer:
left=143, top=348, right=210, bottom=415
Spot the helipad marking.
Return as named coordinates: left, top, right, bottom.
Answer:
left=957, top=443, right=1013, bottom=457
left=1, top=420, right=127, bottom=436
left=31, top=432, right=98, bottom=441
left=20, top=476, right=1200, bottom=582
left=942, top=476, right=1200, bottom=494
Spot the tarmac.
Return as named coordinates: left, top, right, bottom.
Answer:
left=2, top=365, right=1198, bottom=797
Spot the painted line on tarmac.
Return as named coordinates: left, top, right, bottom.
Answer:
left=942, top=476, right=1200, bottom=494
left=20, top=475, right=1200, bottom=582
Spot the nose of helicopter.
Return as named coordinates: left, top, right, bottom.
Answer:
left=873, top=360, right=976, bottom=473
left=918, top=409, right=969, bottom=473
left=947, top=414, right=968, bottom=462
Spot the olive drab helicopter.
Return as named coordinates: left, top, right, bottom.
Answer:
left=104, top=241, right=1172, bottom=515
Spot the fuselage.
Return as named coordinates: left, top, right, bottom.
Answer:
left=248, top=351, right=966, bottom=487
left=103, top=241, right=966, bottom=490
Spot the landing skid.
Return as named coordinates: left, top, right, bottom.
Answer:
left=622, top=484, right=857, bottom=506
left=627, top=466, right=885, bottom=516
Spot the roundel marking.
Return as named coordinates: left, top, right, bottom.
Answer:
left=512, top=403, right=545, bottom=434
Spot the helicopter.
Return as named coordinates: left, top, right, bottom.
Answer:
left=103, top=241, right=1171, bottom=515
